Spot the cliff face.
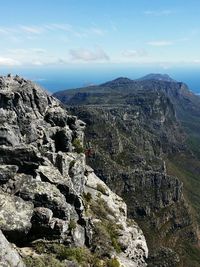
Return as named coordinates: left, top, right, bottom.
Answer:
left=0, top=75, right=148, bottom=267
left=54, top=77, right=200, bottom=267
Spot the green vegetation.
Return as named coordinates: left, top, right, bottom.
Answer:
left=90, top=197, right=115, bottom=220
left=166, top=154, right=200, bottom=224
left=55, top=246, right=91, bottom=263
left=72, top=138, right=84, bottom=153
left=83, top=192, right=92, bottom=203
left=69, top=159, right=76, bottom=169
left=32, top=243, right=96, bottom=265
left=24, top=255, right=64, bottom=267
left=165, top=154, right=200, bottom=266
left=28, top=242, right=120, bottom=267
left=106, top=258, right=120, bottom=267
left=89, top=196, right=122, bottom=255
left=92, top=220, right=122, bottom=255
left=176, top=242, right=200, bottom=267
left=59, top=79, right=200, bottom=266
left=96, top=183, right=107, bottom=194
left=68, top=218, right=77, bottom=231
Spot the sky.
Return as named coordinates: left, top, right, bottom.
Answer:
left=1, top=0, right=200, bottom=91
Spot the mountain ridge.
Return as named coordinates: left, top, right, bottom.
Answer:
left=137, top=73, right=177, bottom=82
left=54, top=74, right=200, bottom=267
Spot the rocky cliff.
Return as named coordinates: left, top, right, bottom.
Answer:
left=0, top=75, right=148, bottom=267
left=54, top=76, right=200, bottom=267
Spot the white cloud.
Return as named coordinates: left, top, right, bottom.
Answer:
left=0, top=28, right=9, bottom=34
left=147, top=40, right=173, bottom=46
left=69, top=47, right=110, bottom=61
left=45, top=23, right=73, bottom=32
left=20, top=26, right=44, bottom=34
left=8, top=48, right=28, bottom=54
left=159, top=63, right=172, bottom=70
left=122, top=49, right=148, bottom=58
left=32, top=48, right=46, bottom=54
left=144, top=10, right=174, bottom=16
left=8, top=48, right=46, bottom=57
left=31, top=60, right=44, bottom=66
left=0, top=57, right=21, bottom=66
left=71, top=26, right=106, bottom=38
left=3, top=48, right=49, bottom=66
left=87, top=27, right=105, bottom=36
left=0, top=23, right=106, bottom=45
left=193, top=59, right=200, bottom=63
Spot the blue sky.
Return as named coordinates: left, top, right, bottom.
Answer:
left=1, top=0, right=200, bottom=68
left=2, top=0, right=200, bottom=92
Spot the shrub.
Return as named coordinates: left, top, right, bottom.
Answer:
left=72, top=138, right=84, bottom=153
left=57, top=247, right=95, bottom=265
left=24, top=255, right=64, bottom=267
left=90, top=197, right=115, bottom=220
left=69, top=160, right=76, bottom=169
left=33, top=242, right=46, bottom=254
left=107, top=258, right=120, bottom=267
left=92, top=220, right=122, bottom=256
left=30, top=242, right=105, bottom=266
left=83, top=192, right=92, bottom=203
left=68, top=218, right=77, bottom=231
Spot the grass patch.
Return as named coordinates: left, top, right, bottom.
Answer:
left=92, top=219, right=122, bottom=255
left=24, top=255, right=64, bottom=267
left=90, top=197, right=115, bottom=220
left=106, top=258, right=120, bottom=267
left=55, top=246, right=90, bottom=263
left=31, top=242, right=104, bottom=266
left=96, top=183, right=107, bottom=194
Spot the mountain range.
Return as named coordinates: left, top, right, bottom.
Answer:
left=0, top=73, right=200, bottom=266
left=54, top=73, right=200, bottom=267
left=0, top=75, right=149, bottom=267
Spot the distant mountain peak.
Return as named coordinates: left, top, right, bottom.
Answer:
left=138, top=73, right=177, bottom=82
left=100, top=77, right=133, bottom=87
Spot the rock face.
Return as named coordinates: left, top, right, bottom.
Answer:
left=54, top=76, right=200, bottom=266
left=0, top=75, right=148, bottom=266
left=0, top=230, right=25, bottom=267
left=85, top=167, right=148, bottom=267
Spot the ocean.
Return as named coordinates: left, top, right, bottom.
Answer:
left=1, top=66, right=200, bottom=94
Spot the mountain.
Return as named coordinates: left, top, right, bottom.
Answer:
left=137, top=73, right=177, bottom=82
left=54, top=74, right=200, bottom=267
left=0, top=75, right=148, bottom=267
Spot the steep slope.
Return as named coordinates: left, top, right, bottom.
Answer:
left=54, top=75, right=200, bottom=267
left=0, top=75, right=148, bottom=267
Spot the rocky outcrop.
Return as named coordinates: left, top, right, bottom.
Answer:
left=85, top=166, right=148, bottom=266
left=0, top=75, right=148, bottom=266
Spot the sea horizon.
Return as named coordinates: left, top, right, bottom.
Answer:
left=0, top=65, right=200, bottom=94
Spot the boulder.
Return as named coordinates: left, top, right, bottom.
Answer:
left=0, top=190, right=33, bottom=241
left=18, top=180, right=71, bottom=220
left=0, top=165, right=18, bottom=184
left=0, top=230, right=25, bottom=267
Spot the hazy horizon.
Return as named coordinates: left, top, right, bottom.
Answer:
left=1, top=66, right=200, bottom=94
